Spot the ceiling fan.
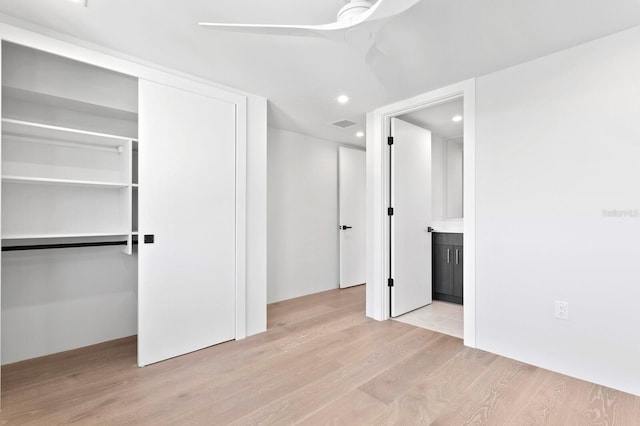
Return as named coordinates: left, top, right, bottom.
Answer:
left=199, top=0, right=422, bottom=85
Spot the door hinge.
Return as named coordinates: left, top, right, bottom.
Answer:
left=388, top=278, right=394, bottom=287
left=388, top=207, right=394, bottom=216
left=387, top=136, right=394, bottom=145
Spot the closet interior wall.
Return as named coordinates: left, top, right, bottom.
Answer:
left=1, top=42, right=139, bottom=364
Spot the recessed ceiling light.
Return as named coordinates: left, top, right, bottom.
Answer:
left=337, top=95, right=350, bottom=104
left=452, top=115, right=463, bottom=122
left=66, top=0, right=88, bottom=6
left=356, top=131, right=365, bottom=138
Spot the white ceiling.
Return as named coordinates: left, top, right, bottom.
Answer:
left=400, top=97, right=464, bottom=140
left=1, top=0, right=640, bottom=147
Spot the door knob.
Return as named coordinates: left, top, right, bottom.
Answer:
left=341, top=225, right=353, bottom=230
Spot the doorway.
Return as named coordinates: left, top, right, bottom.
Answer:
left=365, top=79, right=476, bottom=347
left=390, top=97, right=465, bottom=338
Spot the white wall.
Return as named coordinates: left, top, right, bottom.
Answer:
left=246, top=96, right=267, bottom=336
left=2, top=247, right=137, bottom=364
left=475, top=26, right=640, bottom=396
left=446, top=138, right=464, bottom=218
left=430, top=133, right=446, bottom=222
left=267, top=127, right=363, bottom=303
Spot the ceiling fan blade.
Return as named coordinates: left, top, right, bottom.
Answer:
left=198, top=0, right=420, bottom=40
left=198, top=21, right=349, bottom=39
left=362, top=0, right=422, bottom=23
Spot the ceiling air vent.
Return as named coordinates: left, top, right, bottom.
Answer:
left=332, top=119, right=357, bottom=129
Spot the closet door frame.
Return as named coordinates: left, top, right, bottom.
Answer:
left=0, top=24, right=250, bottom=349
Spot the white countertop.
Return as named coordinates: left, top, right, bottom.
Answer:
left=431, top=220, right=464, bottom=234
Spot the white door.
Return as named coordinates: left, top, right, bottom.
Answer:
left=138, top=80, right=237, bottom=366
left=390, top=118, right=432, bottom=317
left=339, top=147, right=366, bottom=288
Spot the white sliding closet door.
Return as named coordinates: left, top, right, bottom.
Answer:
left=138, top=80, right=236, bottom=366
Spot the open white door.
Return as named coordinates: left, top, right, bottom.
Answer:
left=390, top=118, right=432, bottom=317
left=138, top=80, right=237, bottom=366
left=339, top=147, right=366, bottom=288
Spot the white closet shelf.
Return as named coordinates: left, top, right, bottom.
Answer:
left=2, top=232, right=131, bottom=240
left=1, top=118, right=137, bottom=150
left=2, top=175, right=129, bottom=189
left=2, top=85, right=138, bottom=122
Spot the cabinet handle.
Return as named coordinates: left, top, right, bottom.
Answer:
left=456, top=249, right=459, bottom=264
left=447, top=248, right=450, bottom=263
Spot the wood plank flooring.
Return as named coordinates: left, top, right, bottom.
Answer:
left=1, top=285, right=639, bottom=425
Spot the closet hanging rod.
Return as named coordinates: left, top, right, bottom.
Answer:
left=2, top=240, right=138, bottom=252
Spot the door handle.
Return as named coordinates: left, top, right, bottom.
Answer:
left=341, top=225, right=353, bottom=230
left=456, top=249, right=459, bottom=264
left=447, top=248, right=450, bottom=263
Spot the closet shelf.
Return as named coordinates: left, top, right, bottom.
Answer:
left=2, top=118, right=137, bottom=150
left=2, top=85, right=138, bottom=122
left=2, top=175, right=129, bottom=189
left=2, top=232, right=132, bottom=240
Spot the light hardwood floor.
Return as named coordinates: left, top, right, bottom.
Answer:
left=1, top=285, right=639, bottom=424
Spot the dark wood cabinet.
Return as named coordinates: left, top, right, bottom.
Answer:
left=432, top=232, right=463, bottom=304
left=452, top=245, right=463, bottom=299
left=433, top=244, right=453, bottom=295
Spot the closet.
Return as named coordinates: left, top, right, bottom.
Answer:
left=1, top=42, right=139, bottom=365
left=1, top=37, right=245, bottom=374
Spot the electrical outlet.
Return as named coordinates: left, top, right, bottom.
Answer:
left=555, top=301, right=569, bottom=320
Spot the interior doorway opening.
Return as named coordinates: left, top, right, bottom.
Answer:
left=390, top=97, right=465, bottom=338
left=389, top=96, right=464, bottom=338
left=366, top=79, right=475, bottom=347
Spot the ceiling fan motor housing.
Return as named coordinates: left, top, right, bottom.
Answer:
left=337, top=0, right=373, bottom=22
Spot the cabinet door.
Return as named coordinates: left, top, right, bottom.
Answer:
left=138, top=80, right=237, bottom=366
left=453, top=246, right=463, bottom=299
left=433, top=245, right=453, bottom=295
